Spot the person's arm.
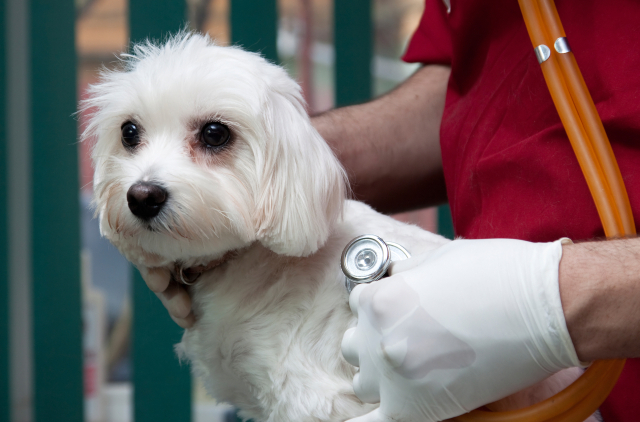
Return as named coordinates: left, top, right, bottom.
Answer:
left=312, top=64, right=451, bottom=214
left=560, top=238, right=640, bottom=362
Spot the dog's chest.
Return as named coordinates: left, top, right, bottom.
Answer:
left=178, top=246, right=363, bottom=421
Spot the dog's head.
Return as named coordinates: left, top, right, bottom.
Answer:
left=83, top=33, right=347, bottom=267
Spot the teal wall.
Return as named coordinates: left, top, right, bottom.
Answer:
left=230, top=0, right=278, bottom=63
left=334, top=0, right=373, bottom=107
left=438, top=205, right=455, bottom=239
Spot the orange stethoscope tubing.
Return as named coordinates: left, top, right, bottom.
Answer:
left=452, top=0, right=634, bottom=421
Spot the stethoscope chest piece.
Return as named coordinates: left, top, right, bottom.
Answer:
left=341, top=235, right=410, bottom=293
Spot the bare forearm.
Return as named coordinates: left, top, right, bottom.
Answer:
left=560, top=238, right=640, bottom=362
left=312, top=65, right=451, bottom=214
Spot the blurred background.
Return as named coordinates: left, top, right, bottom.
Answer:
left=2, top=1, right=451, bottom=421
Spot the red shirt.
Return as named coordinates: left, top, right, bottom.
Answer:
left=404, top=0, right=640, bottom=419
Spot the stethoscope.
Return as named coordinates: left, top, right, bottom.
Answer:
left=341, top=235, right=410, bottom=294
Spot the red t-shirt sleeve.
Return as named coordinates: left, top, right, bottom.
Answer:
left=402, top=0, right=452, bottom=65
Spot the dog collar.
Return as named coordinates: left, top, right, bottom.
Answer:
left=173, top=250, right=237, bottom=286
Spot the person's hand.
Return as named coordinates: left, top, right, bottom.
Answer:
left=138, top=266, right=195, bottom=328
left=341, top=238, right=583, bottom=422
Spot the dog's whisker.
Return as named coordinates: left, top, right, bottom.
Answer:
left=115, top=211, right=122, bottom=234
left=173, top=220, right=191, bottom=240
left=106, top=210, right=115, bottom=232
left=184, top=179, right=208, bottom=206
left=158, top=216, right=186, bottom=240
left=180, top=214, right=202, bottom=240
left=207, top=208, right=230, bottom=233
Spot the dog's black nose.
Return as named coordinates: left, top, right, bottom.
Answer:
left=127, top=182, right=168, bottom=220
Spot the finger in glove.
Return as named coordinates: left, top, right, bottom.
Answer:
left=387, top=251, right=430, bottom=276
left=353, top=372, right=381, bottom=404
left=346, top=408, right=397, bottom=422
left=342, top=327, right=360, bottom=367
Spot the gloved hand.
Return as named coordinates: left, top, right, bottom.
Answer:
left=341, top=238, right=584, bottom=422
left=138, top=266, right=195, bottom=328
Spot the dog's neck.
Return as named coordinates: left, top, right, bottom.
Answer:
left=173, top=250, right=238, bottom=285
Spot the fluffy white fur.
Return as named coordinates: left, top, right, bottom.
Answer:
left=84, top=33, right=596, bottom=422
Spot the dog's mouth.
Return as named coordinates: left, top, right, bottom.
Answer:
left=140, top=217, right=177, bottom=236
left=133, top=212, right=197, bottom=241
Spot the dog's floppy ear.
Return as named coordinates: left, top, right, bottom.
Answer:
left=254, top=77, right=347, bottom=257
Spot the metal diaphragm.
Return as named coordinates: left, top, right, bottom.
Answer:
left=341, top=235, right=411, bottom=293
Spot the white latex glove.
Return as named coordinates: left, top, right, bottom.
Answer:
left=341, top=238, right=583, bottom=422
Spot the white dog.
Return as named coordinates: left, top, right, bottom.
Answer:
left=84, top=33, right=594, bottom=422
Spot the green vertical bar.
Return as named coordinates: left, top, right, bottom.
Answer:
left=334, top=0, right=372, bottom=107
left=131, top=270, right=191, bottom=422
left=30, top=1, right=83, bottom=422
left=230, top=0, right=278, bottom=63
left=128, top=2, right=192, bottom=422
left=438, top=205, right=455, bottom=239
left=0, top=0, right=8, bottom=419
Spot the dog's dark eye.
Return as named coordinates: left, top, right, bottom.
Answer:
left=121, top=122, right=140, bottom=148
left=200, top=122, right=230, bottom=148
